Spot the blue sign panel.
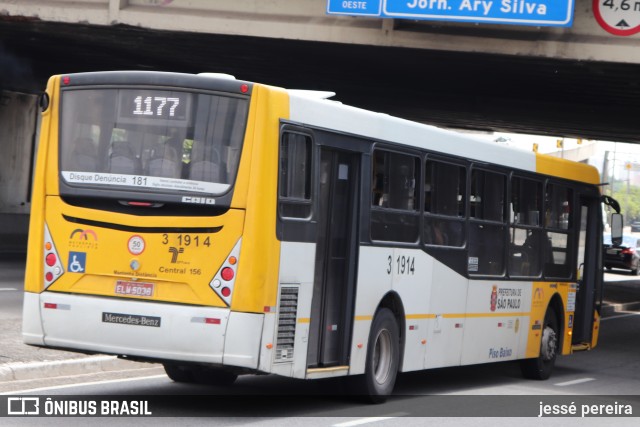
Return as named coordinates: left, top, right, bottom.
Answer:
left=327, top=0, right=382, bottom=16
left=68, top=251, right=86, bottom=273
left=327, top=0, right=574, bottom=27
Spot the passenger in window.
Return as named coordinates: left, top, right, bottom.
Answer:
left=426, top=220, right=447, bottom=245
left=446, top=221, right=464, bottom=247
left=148, top=141, right=181, bottom=178
left=521, top=231, right=542, bottom=276
left=372, top=157, right=385, bottom=207
left=426, top=219, right=464, bottom=247
left=398, top=165, right=416, bottom=210
left=373, top=172, right=385, bottom=206
left=424, top=184, right=432, bottom=213
left=71, top=137, right=97, bottom=172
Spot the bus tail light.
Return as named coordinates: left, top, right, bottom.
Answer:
left=221, top=267, right=234, bottom=281
left=209, top=238, right=241, bottom=306
left=43, top=223, right=64, bottom=288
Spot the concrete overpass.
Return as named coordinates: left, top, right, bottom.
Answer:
left=1, top=0, right=640, bottom=250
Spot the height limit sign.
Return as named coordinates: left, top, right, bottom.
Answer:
left=594, top=0, right=640, bottom=35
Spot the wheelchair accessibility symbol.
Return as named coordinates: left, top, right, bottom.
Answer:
left=68, top=252, right=86, bottom=273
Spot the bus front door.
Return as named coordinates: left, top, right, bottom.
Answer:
left=573, top=194, right=602, bottom=345
left=307, top=148, right=359, bottom=368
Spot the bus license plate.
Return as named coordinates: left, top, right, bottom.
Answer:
left=115, top=281, right=154, bottom=297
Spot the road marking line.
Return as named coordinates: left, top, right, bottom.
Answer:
left=0, top=374, right=167, bottom=395
left=554, top=378, right=595, bottom=387
left=333, top=417, right=397, bottom=427
left=602, top=312, right=640, bottom=321
left=0, top=288, right=18, bottom=291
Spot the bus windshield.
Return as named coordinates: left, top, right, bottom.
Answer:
left=59, top=88, right=249, bottom=196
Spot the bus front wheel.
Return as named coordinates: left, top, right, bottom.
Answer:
left=520, top=308, right=559, bottom=380
left=360, top=308, right=400, bottom=403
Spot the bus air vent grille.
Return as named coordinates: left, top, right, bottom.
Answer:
left=275, top=285, right=299, bottom=363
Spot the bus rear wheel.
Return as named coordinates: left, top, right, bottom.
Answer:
left=163, top=363, right=195, bottom=383
left=520, top=308, right=559, bottom=380
left=163, top=363, right=238, bottom=386
left=359, top=308, right=400, bottom=403
left=197, top=366, right=238, bottom=386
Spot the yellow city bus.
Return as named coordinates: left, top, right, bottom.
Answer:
left=23, top=71, right=621, bottom=401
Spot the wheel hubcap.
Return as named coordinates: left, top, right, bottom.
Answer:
left=373, top=329, right=392, bottom=385
left=540, top=325, right=557, bottom=361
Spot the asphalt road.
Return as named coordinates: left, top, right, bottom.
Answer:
left=0, top=257, right=24, bottom=319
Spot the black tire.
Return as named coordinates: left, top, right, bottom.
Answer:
left=196, top=366, right=238, bottom=386
left=520, top=308, right=559, bottom=380
left=164, top=363, right=238, bottom=386
left=357, top=308, right=400, bottom=403
left=163, top=363, right=196, bottom=383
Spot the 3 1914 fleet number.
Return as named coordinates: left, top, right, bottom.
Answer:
left=387, top=255, right=415, bottom=275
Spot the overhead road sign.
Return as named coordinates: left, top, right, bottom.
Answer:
left=327, top=0, right=575, bottom=27
left=593, top=0, right=640, bottom=36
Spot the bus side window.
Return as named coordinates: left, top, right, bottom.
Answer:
left=511, top=177, right=542, bottom=226
left=543, top=183, right=573, bottom=278
left=470, top=169, right=505, bottom=222
left=509, top=228, right=543, bottom=277
left=372, top=150, right=418, bottom=210
left=370, top=149, right=419, bottom=243
left=372, top=154, right=385, bottom=207
left=508, top=176, right=543, bottom=278
left=468, top=168, right=506, bottom=275
left=279, top=132, right=312, bottom=219
left=424, top=159, right=465, bottom=247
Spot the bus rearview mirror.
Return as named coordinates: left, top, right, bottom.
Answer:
left=611, top=213, right=623, bottom=246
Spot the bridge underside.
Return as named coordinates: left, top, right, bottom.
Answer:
left=2, top=19, right=640, bottom=143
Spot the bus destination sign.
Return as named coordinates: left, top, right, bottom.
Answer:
left=117, top=90, right=191, bottom=126
left=327, top=0, right=575, bottom=27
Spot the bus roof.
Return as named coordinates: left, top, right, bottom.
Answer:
left=285, top=88, right=600, bottom=185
